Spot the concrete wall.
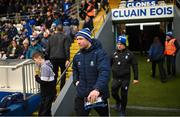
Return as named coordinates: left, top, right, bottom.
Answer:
left=173, top=6, right=180, bottom=74
left=95, top=13, right=115, bottom=57
left=52, top=76, right=76, bottom=116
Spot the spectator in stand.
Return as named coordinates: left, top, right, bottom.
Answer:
left=70, top=15, right=79, bottom=28
left=26, top=37, right=43, bottom=59
left=79, top=0, right=88, bottom=20
left=83, top=0, right=95, bottom=31
left=83, top=16, right=94, bottom=31
left=19, top=38, right=29, bottom=59
left=63, top=17, right=72, bottom=45
left=0, top=33, right=10, bottom=59
left=86, top=0, right=95, bottom=19
left=70, top=15, right=79, bottom=42
left=101, top=0, right=110, bottom=14
left=63, top=0, right=72, bottom=15
left=23, top=20, right=33, bottom=39
left=52, top=11, right=62, bottom=27
left=40, top=30, right=50, bottom=52
left=7, top=22, right=18, bottom=41
left=44, top=11, right=54, bottom=29
left=6, top=40, right=22, bottom=59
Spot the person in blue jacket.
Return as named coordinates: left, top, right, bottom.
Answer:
left=72, top=28, right=111, bottom=116
left=147, top=36, right=167, bottom=82
left=26, top=37, right=43, bottom=59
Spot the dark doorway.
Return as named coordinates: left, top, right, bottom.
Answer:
left=126, top=25, right=161, bottom=54
left=126, top=26, right=141, bottom=51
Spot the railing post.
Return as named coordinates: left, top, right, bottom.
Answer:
left=22, top=65, right=26, bottom=100
left=76, top=0, right=80, bottom=21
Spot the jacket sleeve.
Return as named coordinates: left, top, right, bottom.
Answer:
left=64, top=35, right=70, bottom=60
left=93, top=49, right=110, bottom=94
left=130, top=53, right=139, bottom=80
left=148, top=45, right=153, bottom=59
left=174, top=40, right=180, bottom=55
left=45, top=36, right=51, bottom=58
left=25, top=48, right=30, bottom=59
left=72, top=56, right=79, bottom=85
left=6, top=46, right=11, bottom=57
left=110, top=51, right=115, bottom=66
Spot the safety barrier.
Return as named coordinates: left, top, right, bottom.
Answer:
left=0, top=59, right=39, bottom=100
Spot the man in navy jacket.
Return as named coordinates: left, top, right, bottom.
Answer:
left=72, top=28, right=110, bottom=116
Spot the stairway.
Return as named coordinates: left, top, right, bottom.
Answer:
left=109, top=0, right=121, bottom=9
left=66, top=40, right=79, bottom=79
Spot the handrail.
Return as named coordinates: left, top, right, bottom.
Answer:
left=176, top=0, right=180, bottom=7
left=56, top=61, right=73, bottom=86
left=92, top=14, right=106, bottom=37
left=0, top=59, right=39, bottom=100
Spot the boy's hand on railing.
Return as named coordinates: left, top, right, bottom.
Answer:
left=35, top=75, right=40, bottom=79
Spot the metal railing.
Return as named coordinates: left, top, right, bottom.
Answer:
left=176, top=0, right=180, bottom=8
left=0, top=59, right=39, bottom=100
left=22, top=61, right=40, bottom=97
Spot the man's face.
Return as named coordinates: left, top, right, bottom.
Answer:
left=117, top=43, right=125, bottom=50
left=31, top=40, right=37, bottom=46
left=12, top=41, right=17, bottom=47
left=166, top=35, right=171, bottom=40
left=76, top=36, right=91, bottom=49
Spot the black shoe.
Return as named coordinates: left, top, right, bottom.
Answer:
left=151, top=75, right=155, bottom=79
left=161, top=79, right=167, bottom=83
left=110, top=104, right=121, bottom=111
left=119, top=110, right=125, bottom=117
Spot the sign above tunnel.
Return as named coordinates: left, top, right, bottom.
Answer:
left=112, top=5, right=174, bottom=21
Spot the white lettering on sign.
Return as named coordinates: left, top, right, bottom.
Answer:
left=126, top=1, right=157, bottom=7
left=112, top=5, right=174, bottom=21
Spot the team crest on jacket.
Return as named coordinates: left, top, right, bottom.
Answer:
left=125, top=55, right=128, bottom=59
left=90, top=61, right=94, bottom=66
left=78, top=61, right=81, bottom=66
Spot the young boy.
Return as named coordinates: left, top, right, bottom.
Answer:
left=32, top=52, right=56, bottom=116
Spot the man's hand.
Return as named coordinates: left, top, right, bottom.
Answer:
left=147, top=59, right=150, bottom=62
left=133, top=80, right=139, bottom=84
left=87, top=89, right=100, bottom=103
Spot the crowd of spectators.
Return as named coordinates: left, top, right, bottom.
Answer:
left=0, top=0, right=78, bottom=59
left=0, top=0, right=109, bottom=60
